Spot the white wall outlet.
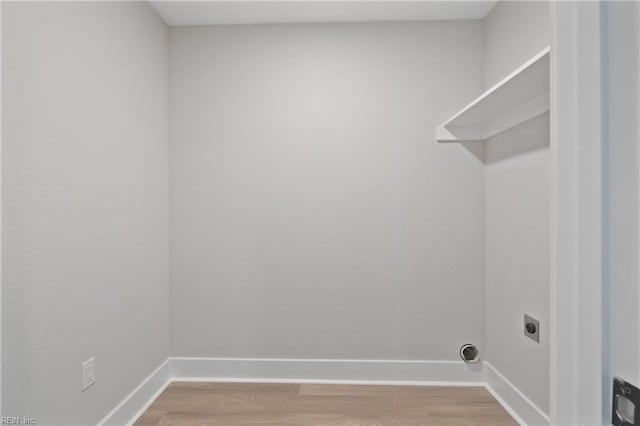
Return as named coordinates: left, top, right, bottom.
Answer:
left=82, top=356, right=95, bottom=391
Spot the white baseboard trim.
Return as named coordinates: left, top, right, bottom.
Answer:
left=99, top=357, right=549, bottom=426
left=98, top=358, right=171, bottom=426
left=171, top=357, right=485, bottom=385
left=484, top=362, right=550, bottom=426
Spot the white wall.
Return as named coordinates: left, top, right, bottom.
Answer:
left=1, top=2, right=170, bottom=424
left=483, top=0, right=551, bottom=416
left=168, top=22, right=486, bottom=360
left=484, top=1, right=551, bottom=88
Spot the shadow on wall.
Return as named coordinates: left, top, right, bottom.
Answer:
left=460, top=113, right=551, bottom=164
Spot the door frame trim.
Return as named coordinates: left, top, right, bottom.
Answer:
left=550, top=2, right=606, bottom=424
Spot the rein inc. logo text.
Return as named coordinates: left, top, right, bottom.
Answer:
left=1, top=418, right=35, bottom=425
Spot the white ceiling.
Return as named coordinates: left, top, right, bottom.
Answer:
left=149, top=1, right=498, bottom=26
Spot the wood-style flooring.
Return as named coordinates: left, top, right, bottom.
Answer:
left=135, top=382, right=517, bottom=425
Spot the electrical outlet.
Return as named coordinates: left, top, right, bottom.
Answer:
left=82, top=357, right=95, bottom=391
left=524, top=314, right=540, bottom=343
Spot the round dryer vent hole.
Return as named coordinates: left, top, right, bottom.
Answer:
left=459, top=344, right=480, bottom=363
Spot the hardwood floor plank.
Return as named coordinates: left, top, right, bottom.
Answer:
left=134, top=382, right=517, bottom=425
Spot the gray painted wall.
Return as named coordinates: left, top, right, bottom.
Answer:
left=168, top=22, right=487, bottom=359
left=483, top=0, right=551, bottom=415
left=1, top=2, right=170, bottom=424
left=483, top=1, right=550, bottom=88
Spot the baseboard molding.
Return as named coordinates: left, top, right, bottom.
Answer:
left=171, top=357, right=485, bottom=385
left=98, top=358, right=171, bottom=426
left=484, top=362, right=550, bottom=426
left=99, top=357, right=549, bottom=426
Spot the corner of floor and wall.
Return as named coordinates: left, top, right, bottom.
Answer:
left=1, top=1, right=551, bottom=425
